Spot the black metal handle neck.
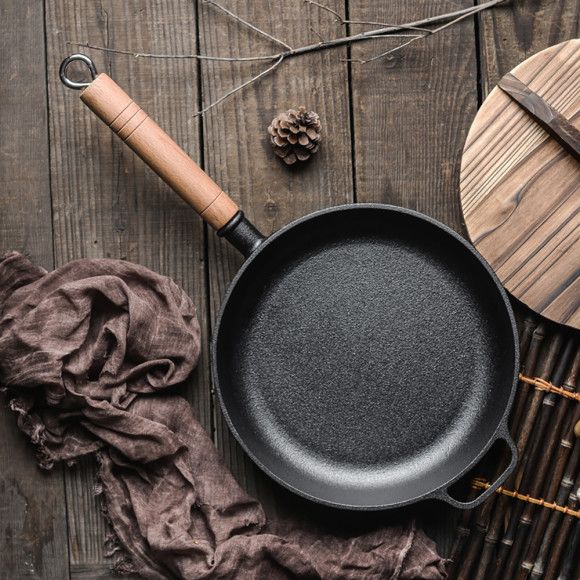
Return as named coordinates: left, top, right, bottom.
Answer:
left=218, top=211, right=265, bottom=258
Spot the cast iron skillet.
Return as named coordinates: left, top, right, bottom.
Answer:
left=61, top=55, right=518, bottom=510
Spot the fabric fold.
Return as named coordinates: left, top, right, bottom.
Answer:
left=0, top=251, right=446, bottom=579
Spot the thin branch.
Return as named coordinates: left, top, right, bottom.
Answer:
left=358, top=35, right=423, bottom=40
left=309, top=26, right=325, bottom=43
left=346, top=0, right=505, bottom=64
left=303, top=0, right=342, bottom=21
left=204, top=0, right=293, bottom=50
left=428, top=0, right=497, bottom=35
left=346, top=20, right=430, bottom=31
left=70, top=0, right=507, bottom=115
left=284, top=0, right=506, bottom=59
left=305, top=0, right=325, bottom=44
left=303, top=0, right=431, bottom=32
left=194, top=55, right=284, bottom=117
left=69, top=42, right=277, bottom=62
left=345, top=35, right=425, bottom=64
left=73, top=0, right=505, bottom=63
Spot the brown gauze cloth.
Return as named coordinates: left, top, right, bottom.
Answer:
left=0, top=251, right=446, bottom=579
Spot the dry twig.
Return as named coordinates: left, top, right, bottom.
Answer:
left=344, top=35, right=423, bottom=65
left=205, top=0, right=293, bottom=50
left=346, top=0, right=507, bottom=64
left=70, top=0, right=507, bottom=116
left=304, top=0, right=431, bottom=32
left=67, top=43, right=274, bottom=62
left=196, top=55, right=285, bottom=117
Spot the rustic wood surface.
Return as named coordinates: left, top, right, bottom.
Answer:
left=498, top=72, right=580, bottom=161
left=460, top=39, right=580, bottom=329
left=0, top=1, right=577, bottom=578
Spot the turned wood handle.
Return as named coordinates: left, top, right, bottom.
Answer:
left=80, top=73, right=239, bottom=230
left=498, top=72, right=580, bottom=162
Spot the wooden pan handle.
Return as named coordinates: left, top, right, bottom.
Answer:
left=80, top=73, right=239, bottom=231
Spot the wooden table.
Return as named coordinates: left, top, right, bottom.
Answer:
left=0, top=1, right=577, bottom=578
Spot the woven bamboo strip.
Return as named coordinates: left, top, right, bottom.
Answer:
left=471, top=478, right=580, bottom=519
left=518, top=373, right=580, bottom=401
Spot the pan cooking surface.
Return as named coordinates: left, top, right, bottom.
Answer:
left=215, top=206, right=516, bottom=508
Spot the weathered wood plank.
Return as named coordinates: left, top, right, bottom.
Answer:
left=348, top=0, right=480, bottom=554
left=198, top=0, right=353, bottom=514
left=44, top=1, right=208, bottom=575
left=477, top=0, right=579, bottom=98
left=350, top=1, right=479, bottom=232
left=0, top=1, right=70, bottom=578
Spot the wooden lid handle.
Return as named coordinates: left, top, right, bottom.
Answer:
left=80, top=73, right=239, bottom=230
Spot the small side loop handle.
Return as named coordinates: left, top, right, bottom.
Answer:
left=430, top=430, right=518, bottom=510
left=59, top=54, right=98, bottom=90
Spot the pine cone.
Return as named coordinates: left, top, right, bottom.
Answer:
left=268, top=107, right=321, bottom=165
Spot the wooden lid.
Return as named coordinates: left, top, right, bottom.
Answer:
left=460, top=40, right=579, bottom=329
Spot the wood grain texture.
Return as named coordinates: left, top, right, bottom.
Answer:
left=475, top=0, right=580, bottom=330
left=460, top=40, right=580, bottom=329
left=348, top=0, right=479, bottom=554
left=1, top=1, right=577, bottom=576
left=498, top=72, right=580, bottom=160
left=349, top=0, right=478, bottom=231
left=44, top=2, right=208, bottom=576
left=476, top=0, right=580, bottom=97
left=198, top=0, right=353, bottom=515
left=0, top=1, right=70, bottom=578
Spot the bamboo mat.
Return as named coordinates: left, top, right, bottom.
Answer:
left=448, top=316, right=579, bottom=580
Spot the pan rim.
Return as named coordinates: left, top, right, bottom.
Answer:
left=211, top=203, right=519, bottom=510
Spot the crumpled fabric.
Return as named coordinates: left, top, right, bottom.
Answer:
left=0, top=251, right=447, bottom=580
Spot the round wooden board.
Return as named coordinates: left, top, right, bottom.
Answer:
left=460, top=39, right=579, bottom=329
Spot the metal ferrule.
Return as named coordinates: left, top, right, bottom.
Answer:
left=218, top=211, right=265, bottom=258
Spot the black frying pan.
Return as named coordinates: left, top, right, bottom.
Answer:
left=61, top=55, right=518, bottom=510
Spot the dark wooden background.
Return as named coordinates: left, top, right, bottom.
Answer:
left=0, top=1, right=577, bottom=578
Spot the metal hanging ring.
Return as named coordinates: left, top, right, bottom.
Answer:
left=59, top=54, right=98, bottom=90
